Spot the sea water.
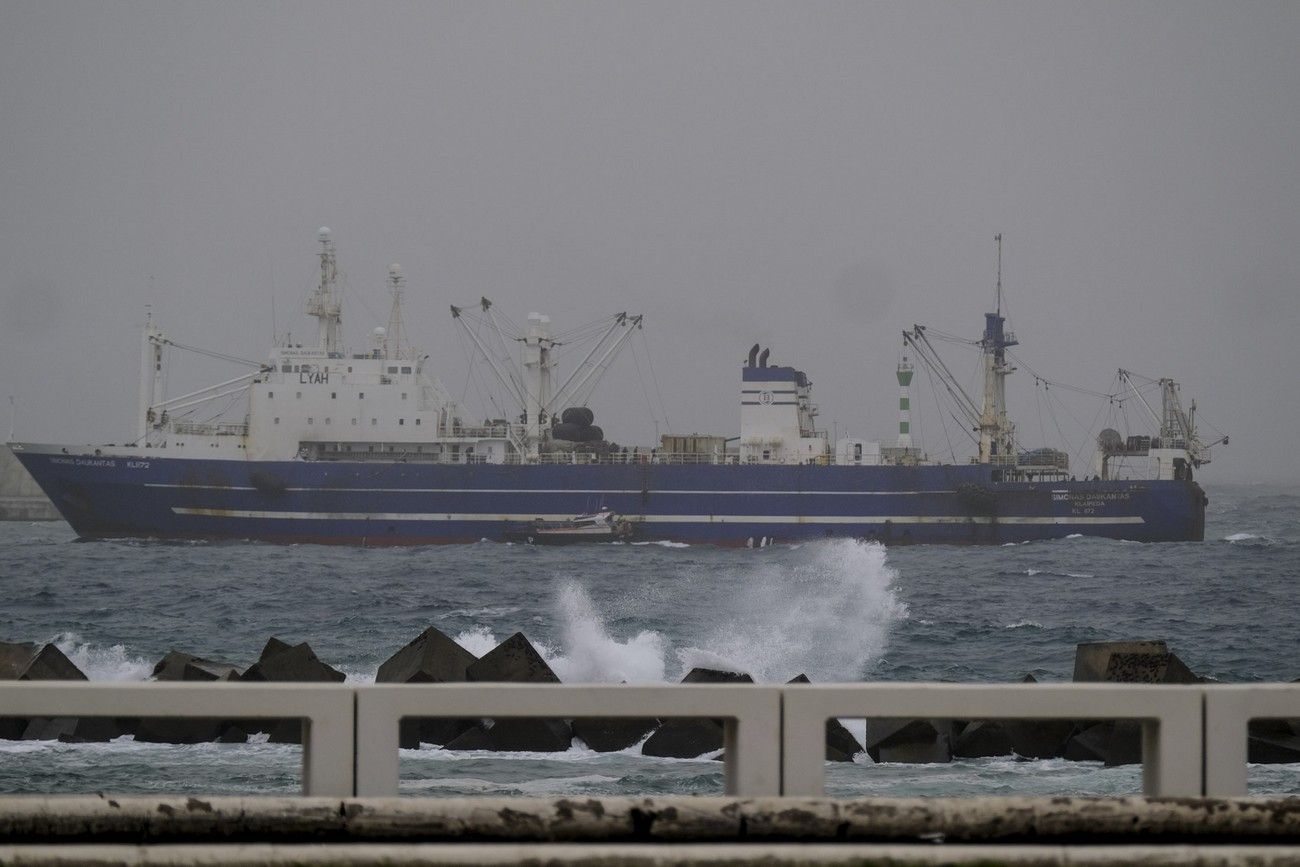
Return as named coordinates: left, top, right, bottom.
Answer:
left=1, top=483, right=1296, bottom=797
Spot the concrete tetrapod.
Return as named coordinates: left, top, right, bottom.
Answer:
left=238, top=638, right=347, bottom=744
left=450, top=632, right=573, bottom=752
left=641, top=668, right=754, bottom=759
left=0, top=641, right=90, bottom=741
left=376, top=626, right=478, bottom=748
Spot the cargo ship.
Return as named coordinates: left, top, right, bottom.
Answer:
left=10, top=230, right=1220, bottom=545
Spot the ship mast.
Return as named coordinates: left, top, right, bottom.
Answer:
left=306, top=227, right=343, bottom=357
left=978, top=233, right=1018, bottom=463
left=384, top=263, right=407, bottom=360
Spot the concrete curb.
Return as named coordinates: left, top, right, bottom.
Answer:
left=3, top=842, right=1300, bottom=866
left=1, top=797, right=1299, bottom=844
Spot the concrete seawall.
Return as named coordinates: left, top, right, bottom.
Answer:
left=3, top=797, right=1300, bottom=865
left=0, top=446, right=59, bottom=521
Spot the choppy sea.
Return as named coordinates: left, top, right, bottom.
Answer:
left=2, top=483, right=1297, bottom=797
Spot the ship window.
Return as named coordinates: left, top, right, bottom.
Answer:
left=401, top=366, right=412, bottom=374
left=371, top=418, right=377, bottom=426
left=325, top=418, right=331, bottom=425
left=296, top=392, right=302, bottom=399
left=274, top=418, right=280, bottom=424
left=399, top=418, right=405, bottom=425
left=401, top=392, right=407, bottom=400
left=359, top=392, right=365, bottom=399
left=387, top=366, right=398, bottom=374
left=351, top=418, right=357, bottom=425
left=415, top=418, right=421, bottom=426
left=331, top=392, right=336, bottom=399
left=762, top=450, right=771, bottom=460
left=281, top=365, right=290, bottom=373
left=347, top=366, right=352, bottom=373
left=308, top=417, right=314, bottom=425
left=267, top=391, right=273, bottom=399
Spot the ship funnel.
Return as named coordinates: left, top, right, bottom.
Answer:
left=748, top=344, right=760, bottom=367
left=759, top=348, right=770, bottom=368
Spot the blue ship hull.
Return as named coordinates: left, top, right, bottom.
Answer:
left=13, top=446, right=1207, bottom=545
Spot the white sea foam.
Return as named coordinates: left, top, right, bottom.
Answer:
left=51, top=632, right=152, bottom=681
left=1065, top=533, right=1084, bottom=539
left=450, top=541, right=905, bottom=686
left=1225, top=532, right=1259, bottom=542
left=675, top=540, right=908, bottom=682
left=1005, top=620, right=1043, bottom=630
left=453, top=625, right=501, bottom=658
left=546, top=583, right=667, bottom=683
left=630, top=541, right=690, bottom=548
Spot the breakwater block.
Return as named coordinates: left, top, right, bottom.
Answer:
left=378, top=627, right=477, bottom=684
left=1104, top=651, right=1200, bottom=684
left=135, top=650, right=243, bottom=744
left=1, top=641, right=89, bottom=741
left=56, top=716, right=137, bottom=744
left=460, top=632, right=570, bottom=752
left=572, top=716, right=659, bottom=752
left=134, top=716, right=240, bottom=745
left=1072, top=641, right=1168, bottom=682
left=865, top=719, right=953, bottom=764
left=485, top=717, right=573, bottom=752
left=241, top=639, right=346, bottom=684
left=787, top=675, right=863, bottom=762
left=465, top=632, right=560, bottom=684
left=0, top=642, right=87, bottom=682
left=240, top=638, right=346, bottom=744
left=1062, top=720, right=1142, bottom=765
left=641, top=718, right=724, bottom=758
left=377, top=627, right=479, bottom=748
left=1249, top=732, right=1300, bottom=764
left=953, top=720, right=1013, bottom=758
left=1004, top=719, right=1074, bottom=760
left=643, top=668, right=755, bottom=759
left=152, top=650, right=240, bottom=682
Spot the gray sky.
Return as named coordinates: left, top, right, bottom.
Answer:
left=2, top=1, right=1297, bottom=483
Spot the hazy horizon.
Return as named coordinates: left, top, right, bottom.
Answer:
left=2, top=2, right=1297, bottom=483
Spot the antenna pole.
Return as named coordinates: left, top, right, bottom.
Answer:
left=995, top=232, right=1003, bottom=316
left=7, top=396, right=14, bottom=442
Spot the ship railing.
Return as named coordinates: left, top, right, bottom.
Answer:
left=170, top=421, right=250, bottom=437
left=525, top=451, right=739, bottom=466
left=1, top=681, right=1289, bottom=798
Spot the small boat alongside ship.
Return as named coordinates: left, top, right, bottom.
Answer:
left=503, top=509, right=635, bottom=545
left=10, top=230, right=1225, bottom=545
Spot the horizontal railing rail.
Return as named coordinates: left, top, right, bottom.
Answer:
left=1, top=682, right=1296, bottom=797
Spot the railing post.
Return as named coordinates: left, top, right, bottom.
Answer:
left=1204, top=684, right=1300, bottom=797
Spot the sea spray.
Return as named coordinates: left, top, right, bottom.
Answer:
left=505, top=539, right=908, bottom=684
left=546, top=583, right=666, bottom=683
left=675, top=539, right=908, bottom=682
left=50, top=632, right=153, bottom=681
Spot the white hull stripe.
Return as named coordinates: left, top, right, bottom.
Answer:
left=170, top=507, right=1145, bottom=525
left=148, top=484, right=959, bottom=496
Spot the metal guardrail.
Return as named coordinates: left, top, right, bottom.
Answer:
left=1, top=682, right=1296, bottom=797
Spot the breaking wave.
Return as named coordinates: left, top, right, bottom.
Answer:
left=50, top=632, right=152, bottom=681
left=473, top=539, right=909, bottom=685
